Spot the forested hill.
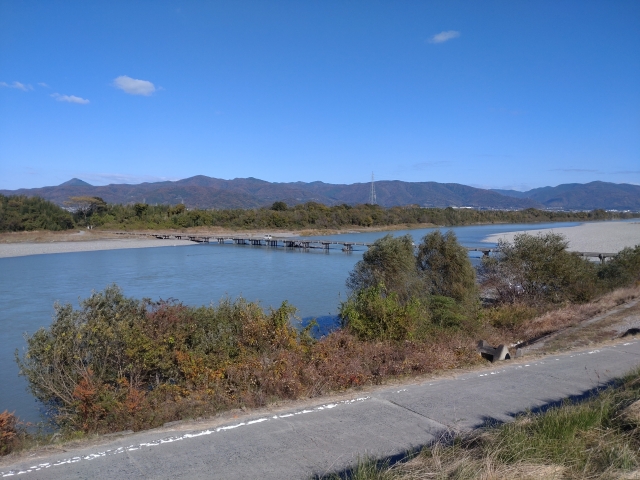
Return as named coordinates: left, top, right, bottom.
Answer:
left=492, top=181, right=640, bottom=210
left=1, top=176, right=540, bottom=210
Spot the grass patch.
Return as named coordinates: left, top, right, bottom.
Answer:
left=321, top=368, right=640, bottom=479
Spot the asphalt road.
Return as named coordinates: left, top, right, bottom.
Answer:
left=3, top=340, right=640, bottom=479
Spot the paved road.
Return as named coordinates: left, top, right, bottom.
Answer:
left=3, top=340, right=640, bottom=479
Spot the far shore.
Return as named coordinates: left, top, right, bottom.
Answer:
left=0, top=224, right=440, bottom=258
left=482, top=221, right=640, bottom=253
left=1, top=219, right=638, bottom=259
left=0, top=225, right=417, bottom=259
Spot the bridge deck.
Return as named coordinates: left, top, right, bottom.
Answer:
left=110, top=232, right=614, bottom=260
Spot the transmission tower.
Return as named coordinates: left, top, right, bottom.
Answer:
left=369, top=172, right=377, bottom=205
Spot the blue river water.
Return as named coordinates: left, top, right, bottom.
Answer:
left=0, top=220, right=606, bottom=421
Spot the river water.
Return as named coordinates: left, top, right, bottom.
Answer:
left=0, top=220, right=602, bottom=421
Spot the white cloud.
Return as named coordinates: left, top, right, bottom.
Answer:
left=0, top=81, right=33, bottom=91
left=51, top=93, right=90, bottom=104
left=428, top=30, right=460, bottom=44
left=113, top=75, right=157, bottom=96
left=38, top=82, right=49, bottom=88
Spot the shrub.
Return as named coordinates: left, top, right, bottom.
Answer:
left=598, top=245, right=640, bottom=289
left=343, top=231, right=480, bottom=340
left=481, top=232, right=599, bottom=305
left=417, top=230, right=478, bottom=304
left=16, top=285, right=301, bottom=432
left=339, top=284, right=430, bottom=341
left=0, top=411, right=18, bottom=456
left=17, top=285, right=486, bottom=434
left=428, top=296, right=467, bottom=329
left=346, top=234, right=422, bottom=303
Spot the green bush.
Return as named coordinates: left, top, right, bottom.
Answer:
left=342, top=231, right=479, bottom=340
left=428, top=296, right=467, bottom=329
left=598, top=245, right=640, bottom=289
left=482, top=233, right=599, bottom=305
left=346, top=234, right=422, bottom=303
left=417, top=230, right=477, bottom=304
left=339, top=284, right=430, bottom=341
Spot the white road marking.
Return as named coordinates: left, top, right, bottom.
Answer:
left=0, top=397, right=370, bottom=478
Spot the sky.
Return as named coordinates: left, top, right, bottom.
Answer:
left=1, top=1, right=639, bottom=191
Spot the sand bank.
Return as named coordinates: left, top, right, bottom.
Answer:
left=483, top=221, right=640, bottom=253
left=0, top=238, right=196, bottom=259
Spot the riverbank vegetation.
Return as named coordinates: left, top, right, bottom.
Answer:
left=74, top=200, right=638, bottom=231
left=1, top=193, right=638, bottom=233
left=321, top=368, right=640, bottom=479
left=0, top=194, right=74, bottom=233
left=4, top=231, right=640, bottom=457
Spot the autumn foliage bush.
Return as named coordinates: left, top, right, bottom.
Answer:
left=16, top=286, right=480, bottom=434
left=0, top=411, right=19, bottom=456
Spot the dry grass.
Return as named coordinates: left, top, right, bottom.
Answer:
left=541, top=300, right=640, bottom=352
left=510, top=286, right=640, bottom=351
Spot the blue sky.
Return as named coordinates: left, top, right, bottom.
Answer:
left=1, top=1, right=638, bottom=191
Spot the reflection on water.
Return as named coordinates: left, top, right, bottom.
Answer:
left=0, top=220, right=613, bottom=421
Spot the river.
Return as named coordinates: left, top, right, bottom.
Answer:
left=0, top=220, right=601, bottom=422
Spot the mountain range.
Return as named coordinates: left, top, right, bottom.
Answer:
left=1, top=178, right=639, bottom=211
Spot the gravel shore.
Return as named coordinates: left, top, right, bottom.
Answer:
left=0, top=238, right=196, bottom=258
left=482, top=221, right=640, bottom=253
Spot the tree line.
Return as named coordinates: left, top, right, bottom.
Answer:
left=0, top=194, right=74, bottom=232
left=1, top=193, right=637, bottom=232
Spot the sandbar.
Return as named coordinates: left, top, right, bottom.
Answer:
left=482, top=221, right=640, bottom=253
left=0, top=238, right=196, bottom=259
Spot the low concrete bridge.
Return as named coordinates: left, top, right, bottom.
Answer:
left=111, top=232, right=615, bottom=261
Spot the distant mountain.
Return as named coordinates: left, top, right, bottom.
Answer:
left=59, top=178, right=93, bottom=187
left=10, top=177, right=640, bottom=210
left=491, top=189, right=530, bottom=199
left=0, top=176, right=542, bottom=210
left=491, top=181, right=640, bottom=210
